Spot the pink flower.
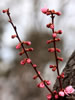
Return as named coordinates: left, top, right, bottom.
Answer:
left=59, top=91, right=65, bottom=97
left=16, top=43, right=21, bottom=49
left=26, top=58, right=31, bottom=64
left=47, top=94, right=52, bottom=100
left=37, top=82, right=45, bottom=88
left=64, top=86, right=75, bottom=95
left=41, top=6, right=48, bottom=14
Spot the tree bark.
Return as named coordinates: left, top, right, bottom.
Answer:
left=53, top=51, right=75, bottom=100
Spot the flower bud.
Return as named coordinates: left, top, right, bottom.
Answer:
left=20, top=59, right=26, bottom=65
left=50, top=24, right=54, bottom=29
left=41, top=7, right=48, bottom=14
left=47, top=94, right=52, bottom=100
left=11, top=35, right=16, bottom=39
left=57, top=57, right=63, bottom=61
left=32, top=64, right=37, bottom=68
left=16, top=43, right=21, bottom=49
left=37, top=82, right=45, bottom=88
left=56, top=48, right=61, bottom=53
left=23, top=41, right=31, bottom=46
left=56, top=11, right=61, bottom=16
left=26, top=58, right=31, bottom=64
left=44, top=80, right=51, bottom=85
left=2, top=9, right=9, bottom=13
left=52, top=33, right=57, bottom=38
left=57, top=30, right=62, bottom=34
left=48, top=48, right=55, bottom=52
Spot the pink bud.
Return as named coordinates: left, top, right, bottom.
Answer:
left=41, top=7, right=48, bottom=14
left=26, top=58, right=31, bottom=64
left=47, top=94, right=52, bottom=100
left=48, top=48, right=55, bottom=52
left=56, top=48, right=61, bottom=53
left=46, top=23, right=50, bottom=28
left=33, top=71, right=40, bottom=80
left=19, top=49, right=24, bottom=55
left=55, top=38, right=61, bottom=41
left=25, top=48, right=34, bottom=52
left=32, top=64, right=37, bottom=68
left=55, top=94, right=59, bottom=99
left=49, top=65, right=54, bottom=68
left=57, top=30, right=62, bottom=34
left=37, top=82, right=45, bottom=88
left=56, top=11, right=62, bottom=16
left=20, top=59, right=26, bottom=65
left=50, top=24, right=54, bottom=29
left=59, top=91, right=65, bottom=97
left=2, top=9, right=8, bottom=13
left=57, top=57, right=63, bottom=61
left=53, top=90, right=57, bottom=94
left=52, top=33, right=57, bottom=38
left=46, top=40, right=54, bottom=44
left=45, top=80, right=51, bottom=85
left=16, top=43, right=21, bottom=49
left=33, top=75, right=37, bottom=79
left=64, top=86, right=75, bottom=95
left=28, top=48, right=34, bottom=51
left=52, top=67, right=56, bottom=71
left=23, top=41, right=31, bottom=46
left=11, top=35, right=16, bottom=39
left=57, top=75, right=61, bottom=79
left=61, top=72, right=64, bottom=78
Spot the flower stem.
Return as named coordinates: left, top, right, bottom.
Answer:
left=6, top=9, right=53, bottom=95
left=51, top=14, right=62, bottom=90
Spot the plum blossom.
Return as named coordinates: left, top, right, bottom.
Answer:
left=64, top=86, right=75, bottom=95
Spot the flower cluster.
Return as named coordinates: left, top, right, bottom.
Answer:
left=41, top=6, right=75, bottom=100
left=2, top=7, right=75, bottom=100
left=2, top=8, right=53, bottom=99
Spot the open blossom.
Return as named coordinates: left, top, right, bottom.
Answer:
left=41, top=6, right=48, bottom=14
left=64, top=86, right=75, bottom=95
left=59, top=91, right=65, bottom=97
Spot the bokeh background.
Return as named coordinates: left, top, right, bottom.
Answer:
left=0, top=0, right=75, bottom=100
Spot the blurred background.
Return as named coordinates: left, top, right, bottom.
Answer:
left=0, top=0, right=75, bottom=100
